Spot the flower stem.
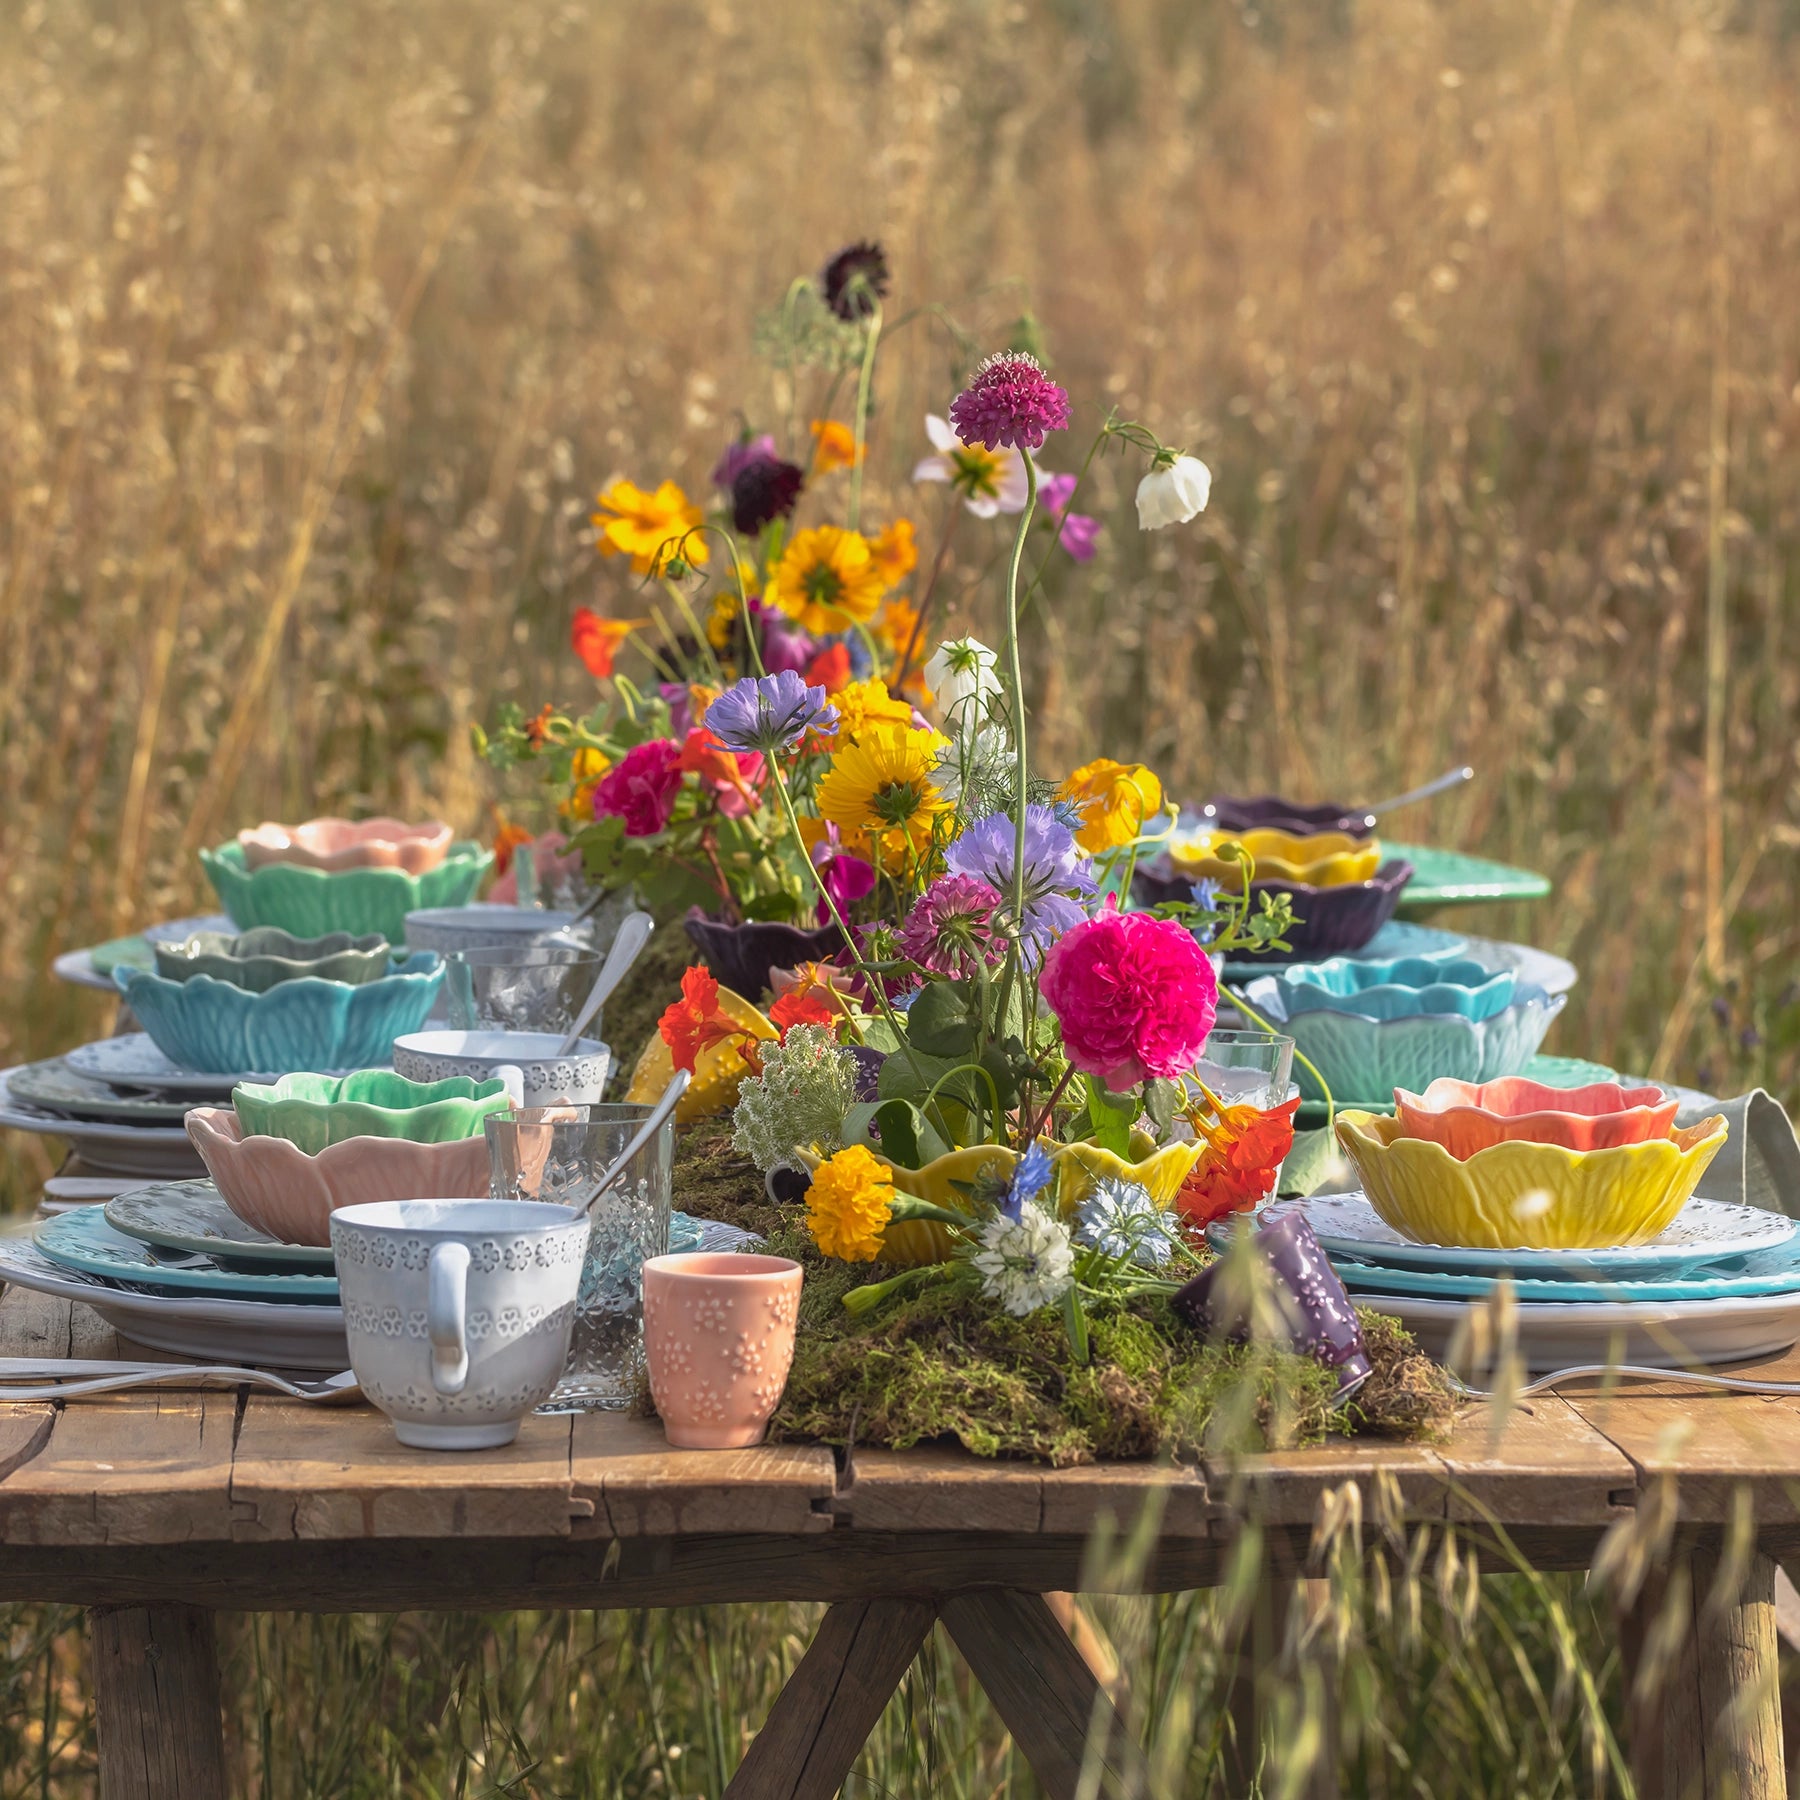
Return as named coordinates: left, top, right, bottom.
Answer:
left=1004, top=456, right=1039, bottom=934
left=847, top=302, right=882, bottom=535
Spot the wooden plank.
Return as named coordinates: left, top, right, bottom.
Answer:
left=941, top=1589, right=1152, bottom=1799
left=569, top=1410, right=836, bottom=1537
left=0, top=1392, right=237, bottom=1546
left=1038, top=1460, right=1219, bottom=1540
left=230, top=1400, right=582, bottom=1540
left=1201, top=1439, right=1451, bottom=1528
left=723, top=1597, right=935, bottom=1799
left=1437, top=1394, right=1638, bottom=1527
left=90, top=1603, right=226, bottom=1800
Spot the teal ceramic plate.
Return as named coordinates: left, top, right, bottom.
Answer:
left=33, top=1208, right=341, bottom=1302
left=5, top=1058, right=194, bottom=1124
left=1330, top=1243, right=1800, bottom=1304
left=1247, top=1192, right=1797, bottom=1279
left=1388, top=842, right=1552, bottom=910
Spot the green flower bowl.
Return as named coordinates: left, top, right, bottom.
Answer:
left=201, top=841, right=492, bottom=944
left=231, top=1070, right=514, bottom=1155
left=153, top=928, right=393, bottom=992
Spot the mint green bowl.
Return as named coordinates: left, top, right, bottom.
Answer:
left=230, top=1070, right=513, bottom=1155
left=201, top=841, right=492, bottom=944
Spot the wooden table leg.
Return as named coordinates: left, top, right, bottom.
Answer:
left=940, top=1588, right=1151, bottom=1800
left=89, top=1604, right=227, bottom=1800
left=1625, top=1549, right=1786, bottom=1800
left=724, top=1596, right=936, bottom=1800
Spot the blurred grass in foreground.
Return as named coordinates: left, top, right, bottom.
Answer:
left=0, top=0, right=1798, bottom=1789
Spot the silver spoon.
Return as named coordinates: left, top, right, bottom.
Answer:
left=581, top=1070, right=690, bottom=1214
left=554, top=910, right=653, bottom=1057
left=1360, top=764, right=1474, bottom=825
left=0, top=1362, right=362, bottom=1404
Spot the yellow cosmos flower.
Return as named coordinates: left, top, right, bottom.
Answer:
left=816, top=722, right=950, bottom=859
left=805, top=1144, right=895, bottom=1263
left=810, top=419, right=862, bottom=473
left=592, top=479, right=709, bottom=575
left=1058, top=758, right=1166, bottom=853
left=769, top=526, right=887, bottom=633
left=870, top=519, right=918, bottom=586
left=830, top=677, right=916, bottom=747
left=561, top=745, right=613, bottom=820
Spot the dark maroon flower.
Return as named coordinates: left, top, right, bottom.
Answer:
left=948, top=351, right=1071, bottom=453
left=730, top=456, right=805, bottom=535
left=820, top=241, right=889, bottom=323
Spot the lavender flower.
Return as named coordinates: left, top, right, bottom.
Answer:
left=946, top=804, right=1099, bottom=960
left=1189, top=878, right=1222, bottom=912
left=704, top=671, right=838, bottom=756
left=948, top=351, right=1071, bottom=453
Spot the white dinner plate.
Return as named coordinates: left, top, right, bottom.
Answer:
left=64, top=1035, right=262, bottom=1096
left=0, top=1068, right=206, bottom=1179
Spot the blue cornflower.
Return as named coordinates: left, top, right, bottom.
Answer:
left=1003, top=1141, right=1056, bottom=1220
left=1189, top=878, right=1222, bottom=912
left=703, top=670, right=838, bottom=756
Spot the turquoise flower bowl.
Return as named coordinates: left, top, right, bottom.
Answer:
left=1272, top=956, right=1517, bottom=1022
left=200, top=841, right=492, bottom=944
left=1242, top=976, right=1566, bottom=1106
left=113, top=955, right=445, bottom=1075
left=231, top=1070, right=513, bottom=1154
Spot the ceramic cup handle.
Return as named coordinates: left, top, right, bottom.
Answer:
left=426, top=1241, right=471, bottom=1396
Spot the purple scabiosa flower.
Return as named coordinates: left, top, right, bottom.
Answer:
left=945, top=804, right=1099, bottom=962
left=712, top=434, right=779, bottom=490
left=704, top=671, right=839, bottom=756
left=898, top=875, right=1005, bottom=978
left=820, top=241, right=889, bottom=322
left=751, top=600, right=815, bottom=676
left=659, top=681, right=698, bottom=738
left=947, top=352, right=1071, bottom=453
left=1002, top=1141, right=1056, bottom=1221
left=710, top=434, right=805, bottom=535
left=1039, top=472, right=1100, bottom=563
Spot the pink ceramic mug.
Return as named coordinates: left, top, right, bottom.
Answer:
left=641, top=1253, right=803, bottom=1450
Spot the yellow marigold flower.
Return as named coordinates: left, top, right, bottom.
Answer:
left=830, top=677, right=916, bottom=747
left=805, top=1144, right=894, bottom=1262
left=592, top=479, right=709, bottom=576
left=769, top=526, right=886, bottom=633
left=816, top=723, right=950, bottom=859
left=1058, top=758, right=1165, bottom=853
left=872, top=594, right=921, bottom=661
left=810, top=419, right=862, bottom=473
left=870, top=519, right=918, bottom=586
left=705, top=589, right=739, bottom=650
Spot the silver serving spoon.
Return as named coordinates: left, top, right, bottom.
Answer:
left=555, top=910, right=654, bottom=1057
left=581, top=1070, right=690, bottom=1214
left=1360, top=764, right=1474, bottom=825
left=0, top=1361, right=362, bottom=1404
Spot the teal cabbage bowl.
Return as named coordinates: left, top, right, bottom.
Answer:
left=113, top=956, right=445, bottom=1075
left=231, top=1069, right=513, bottom=1154
left=199, top=841, right=492, bottom=943
left=1271, top=956, right=1517, bottom=1022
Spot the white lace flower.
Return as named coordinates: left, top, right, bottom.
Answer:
left=1074, top=1177, right=1182, bottom=1268
left=731, top=1025, right=857, bottom=1175
left=913, top=415, right=1032, bottom=518
left=1135, top=454, right=1212, bottom=530
left=971, top=1203, right=1075, bottom=1317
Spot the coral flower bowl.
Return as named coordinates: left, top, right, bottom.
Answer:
left=1332, top=1109, right=1730, bottom=1250
left=1394, top=1077, right=1681, bottom=1160
left=238, top=817, right=455, bottom=875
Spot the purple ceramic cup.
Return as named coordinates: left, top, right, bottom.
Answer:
left=1173, top=1212, right=1372, bottom=1401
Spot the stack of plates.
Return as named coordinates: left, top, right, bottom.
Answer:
left=1235, top=1192, right=1800, bottom=1370
left=0, top=1178, right=721, bottom=1369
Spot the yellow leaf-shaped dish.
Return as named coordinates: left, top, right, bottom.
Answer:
left=1170, top=828, right=1382, bottom=889
left=1332, top=1110, right=1729, bottom=1249
left=1050, top=1139, right=1205, bottom=1213
left=624, top=986, right=779, bottom=1124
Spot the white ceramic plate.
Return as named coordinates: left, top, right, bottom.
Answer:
left=1455, top=933, right=1579, bottom=999
left=0, top=1069, right=206, bottom=1178
left=0, top=1229, right=349, bottom=1370
left=64, top=1035, right=268, bottom=1096
left=1262, top=1192, right=1797, bottom=1279
left=1358, top=1288, right=1800, bottom=1371
left=51, top=950, right=112, bottom=993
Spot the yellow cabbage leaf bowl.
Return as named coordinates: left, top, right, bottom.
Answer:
left=624, top=986, right=778, bottom=1124
left=1050, top=1135, right=1205, bottom=1214
left=1332, top=1109, right=1730, bottom=1250
left=795, top=1143, right=1018, bottom=1266
left=1170, top=827, right=1382, bottom=889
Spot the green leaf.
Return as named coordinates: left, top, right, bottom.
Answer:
left=840, top=1102, right=884, bottom=1148
left=1062, top=1283, right=1091, bottom=1365
left=743, top=890, right=802, bottom=922
left=1086, top=1079, right=1136, bottom=1157
left=904, top=980, right=978, bottom=1058
left=868, top=1098, right=949, bottom=1171
left=1144, top=1079, right=1179, bottom=1137
left=859, top=1016, right=903, bottom=1055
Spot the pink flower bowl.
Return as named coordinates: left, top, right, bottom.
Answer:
left=1393, top=1077, right=1680, bottom=1161
left=239, top=817, right=455, bottom=876
left=185, top=1106, right=489, bottom=1245
left=642, top=1253, right=803, bottom=1450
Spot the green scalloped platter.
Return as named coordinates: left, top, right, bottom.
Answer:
left=1386, top=842, right=1552, bottom=911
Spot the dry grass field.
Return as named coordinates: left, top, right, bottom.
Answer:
left=0, top=0, right=1797, bottom=1789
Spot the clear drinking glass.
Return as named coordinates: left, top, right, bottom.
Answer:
left=447, top=944, right=604, bottom=1034
left=1188, top=1029, right=1297, bottom=1110
left=484, top=1103, right=674, bottom=1411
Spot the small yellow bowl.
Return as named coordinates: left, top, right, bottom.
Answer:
left=1333, top=1110, right=1729, bottom=1250
left=1050, top=1138, right=1204, bottom=1213
left=1170, top=828, right=1383, bottom=889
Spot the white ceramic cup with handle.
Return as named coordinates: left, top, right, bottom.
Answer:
left=329, top=1198, right=591, bottom=1450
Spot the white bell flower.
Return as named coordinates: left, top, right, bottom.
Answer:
left=1135, top=454, right=1212, bottom=530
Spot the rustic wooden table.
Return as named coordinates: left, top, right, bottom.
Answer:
left=0, top=1280, right=1793, bottom=1800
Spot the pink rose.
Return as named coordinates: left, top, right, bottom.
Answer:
left=593, top=739, right=683, bottom=837
left=1040, top=909, right=1218, bottom=1089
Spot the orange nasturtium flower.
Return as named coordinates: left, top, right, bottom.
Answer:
left=659, top=966, right=755, bottom=1076
left=810, top=419, right=862, bottom=473
left=591, top=479, right=709, bottom=575
left=768, top=989, right=840, bottom=1040
left=1175, top=1088, right=1302, bottom=1228
left=870, top=518, right=918, bottom=587
left=491, top=812, right=533, bottom=878
left=571, top=607, right=641, bottom=680
left=803, top=643, right=853, bottom=695
left=1057, top=757, right=1165, bottom=854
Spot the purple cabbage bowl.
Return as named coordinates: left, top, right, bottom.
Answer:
left=1202, top=793, right=1377, bottom=839
left=683, top=910, right=849, bottom=1002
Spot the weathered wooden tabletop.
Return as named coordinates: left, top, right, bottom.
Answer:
left=1, top=1281, right=1795, bottom=1799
